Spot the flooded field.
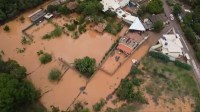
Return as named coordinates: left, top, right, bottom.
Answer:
left=101, top=50, right=127, bottom=74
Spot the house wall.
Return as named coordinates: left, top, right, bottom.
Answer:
left=119, top=0, right=130, bottom=8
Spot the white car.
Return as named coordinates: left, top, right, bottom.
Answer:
left=170, top=14, right=174, bottom=20
left=132, top=59, right=138, bottom=65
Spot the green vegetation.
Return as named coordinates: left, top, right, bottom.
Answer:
left=47, top=5, right=70, bottom=15
left=196, top=51, right=200, bottom=61
left=129, top=67, right=143, bottom=76
left=67, top=102, right=90, bottom=112
left=51, top=26, right=63, bottom=37
left=42, top=26, right=63, bottom=40
left=0, top=59, right=40, bottom=112
left=0, top=0, right=45, bottom=23
left=21, top=36, right=32, bottom=45
left=48, top=68, right=61, bottom=81
left=19, top=16, right=25, bottom=23
left=93, top=99, right=106, bottom=112
left=116, top=78, right=146, bottom=103
left=149, top=51, right=192, bottom=70
left=166, top=0, right=174, bottom=6
left=146, top=0, right=163, bottom=14
left=3, top=25, right=10, bottom=32
left=149, top=51, right=170, bottom=63
left=105, top=104, right=140, bottom=112
left=39, top=53, right=52, bottom=64
left=142, top=55, right=200, bottom=108
left=16, top=48, right=26, bottom=53
left=74, top=56, right=96, bottom=78
left=153, top=21, right=164, bottom=32
left=179, top=0, right=200, bottom=62
left=106, top=21, right=123, bottom=35
left=76, top=0, right=103, bottom=18
left=173, top=4, right=182, bottom=16
left=65, top=22, right=77, bottom=31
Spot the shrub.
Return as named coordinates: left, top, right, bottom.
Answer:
left=153, top=21, right=164, bottom=32
left=3, top=25, right=10, bottom=32
left=39, top=53, right=52, bottom=64
left=48, top=69, right=61, bottom=81
left=129, top=67, right=142, bottom=76
left=146, top=0, right=163, bottom=14
left=21, top=36, right=31, bottom=45
left=65, top=23, right=77, bottom=31
left=149, top=51, right=170, bottom=63
left=51, top=26, right=62, bottom=37
left=132, top=78, right=142, bottom=86
left=174, top=60, right=192, bottom=70
left=74, top=56, right=96, bottom=78
left=93, top=99, right=106, bottom=112
left=42, top=34, right=52, bottom=39
left=166, top=0, right=174, bottom=6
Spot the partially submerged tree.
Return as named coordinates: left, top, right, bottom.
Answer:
left=74, top=56, right=96, bottom=77
left=3, top=25, right=10, bottom=32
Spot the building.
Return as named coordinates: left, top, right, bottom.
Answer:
left=28, top=9, right=46, bottom=23
left=150, top=28, right=184, bottom=60
left=117, top=32, right=145, bottom=55
left=101, top=0, right=145, bottom=31
left=142, top=18, right=153, bottom=30
left=149, top=13, right=169, bottom=25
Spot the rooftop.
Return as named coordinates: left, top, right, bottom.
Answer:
left=29, top=9, right=46, bottom=22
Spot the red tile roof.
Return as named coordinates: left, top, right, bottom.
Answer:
left=117, top=43, right=133, bottom=54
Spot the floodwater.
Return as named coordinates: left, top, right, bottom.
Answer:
left=76, top=42, right=150, bottom=109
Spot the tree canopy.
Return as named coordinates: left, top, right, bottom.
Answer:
left=0, top=0, right=47, bottom=23
left=74, top=56, right=96, bottom=78
left=146, top=0, right=163, bottom=14
left=0, top=59, right=39, bottom=112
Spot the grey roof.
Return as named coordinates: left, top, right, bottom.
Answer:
left=149, top=13, right=168, bottom=23
left=29, top=10, right=46, bottom=22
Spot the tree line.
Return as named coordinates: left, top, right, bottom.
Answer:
left=0, top=0, right=48, bottom=24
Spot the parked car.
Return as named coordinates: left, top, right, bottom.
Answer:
left=170, top=14, right=174, bottom=20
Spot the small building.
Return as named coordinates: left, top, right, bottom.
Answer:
left=149, top=13, right=169, bottom=25
left=28, top=9, right=46, bottom=23
left=143, top=18, right=153, bottom=30
left=117, top=32, right=144, bottom=55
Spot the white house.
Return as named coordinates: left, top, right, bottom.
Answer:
left=150, top=29, right=184, bottom=60
left=101, top=0, right=145, bottom=31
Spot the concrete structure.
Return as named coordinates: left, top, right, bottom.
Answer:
left=44, top=13, right=53, bottom=19
left=150, top=30, right=184, bottom=60
left=117, top=32, right=144, bottom=55
left=28, top=9, right=46, bottom=23
left=143, top=18, right=153, bottom=30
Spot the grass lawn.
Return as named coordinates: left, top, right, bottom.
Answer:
left=142, top=56, right=200, bottom=105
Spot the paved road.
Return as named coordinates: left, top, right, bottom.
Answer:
left=162, top=0, right=200, bottom=84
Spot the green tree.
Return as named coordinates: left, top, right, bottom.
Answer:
left=48, top=69, right=61, bottom=81
left=47, top=5, right=58, bottom=13
left=193, top=23, right=200, bottom=35
left=147, top=0, right=163, bottom=14
left=183, top=27, right=197, bottom=44
left=153, top=21, right=164, bottom=32
left=58, top=5, right=70, bottom=15
left=0, top=59, right=39, bottom=112
left=74, top=56, right=96, bottom=77
left=3, top=25, right=10, bottom=32
left=39, top=53, right=52, bottom=64
left=173, top=4, right=182, bottom=16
